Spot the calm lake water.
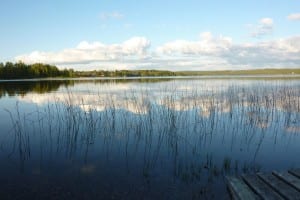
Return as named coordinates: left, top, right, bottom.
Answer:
left=0, top=76, right=299, bottom=199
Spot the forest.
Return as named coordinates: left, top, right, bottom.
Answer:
left=0, top=62, right=74, bottom=79
left=0, top=62, right=299, bottom=79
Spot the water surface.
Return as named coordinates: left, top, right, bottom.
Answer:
left=0, top=76, right=299, bottom=199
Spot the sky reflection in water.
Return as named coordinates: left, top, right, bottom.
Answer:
left=0, top=77, right=299, bottom=199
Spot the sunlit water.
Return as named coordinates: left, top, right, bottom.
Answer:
left=0, top=77, right=299, bottom=199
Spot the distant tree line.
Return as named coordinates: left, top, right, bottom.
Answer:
left=0, top=62, right=74, bottom=79
left=0, top=62, right=299, bottom=79
left=76, top=69, right=176, bottom=77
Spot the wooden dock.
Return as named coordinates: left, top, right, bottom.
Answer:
left=227, top=169, right=300, bottom=200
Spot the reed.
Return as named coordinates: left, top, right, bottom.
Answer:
left=2, top=80, right=299, bottom=182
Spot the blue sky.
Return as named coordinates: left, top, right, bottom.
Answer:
left=1, top=0, right=300, bottom=70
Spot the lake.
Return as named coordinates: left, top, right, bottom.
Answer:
left=0, top=76, right=299, bottom=199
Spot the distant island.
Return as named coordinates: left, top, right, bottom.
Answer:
left=0, top=62, right=299, bottom=79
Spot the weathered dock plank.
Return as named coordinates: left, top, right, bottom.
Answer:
left=289, top=169, right=300, bottom=179
left=227, top=169, right=300, bottom=200
left=257, top=173, right=300, bottom=200
left=226, top=176, right=257, bottom=200
left=242, top=174, right=284, bottom=200
left=273, top=171, right=300, bottom=192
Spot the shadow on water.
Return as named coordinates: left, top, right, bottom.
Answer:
left=1, top=75, right=299, bottom=98
left=0, top=80, right=74, bottom=98
left=0, top=78, right=300, bottom=199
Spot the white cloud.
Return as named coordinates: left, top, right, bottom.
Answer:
left=287, top=13, right=300, bottom=21
left=250, top=18, right=274, bottom=38
left=222, top=36, right=300, bottom=67
left=15, top=33, right=300, bottom=71
left=156, top=32, right=232, bottom=55
left=155, top=33, right=300, bottom=69
left=100, top=11, right=124, bottom=20
left=16, top=37, right=151, bottom=65
left=260, top=18, right=273, bottom=26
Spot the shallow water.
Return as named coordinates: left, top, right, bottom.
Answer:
left=0, top=76, right=299, bottom=199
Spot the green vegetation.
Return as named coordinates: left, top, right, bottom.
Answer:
left=76, top=69, right=176, bottom=77
left=177, top=68, right=300, bottom=76
left=75, top=68, right=300, bottom=77
left=0, top=62, right=74, bottom=79
left=0, top=62, right=299, bottom=79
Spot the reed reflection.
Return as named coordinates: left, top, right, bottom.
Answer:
left=1, top=79, right=299, bottom=199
